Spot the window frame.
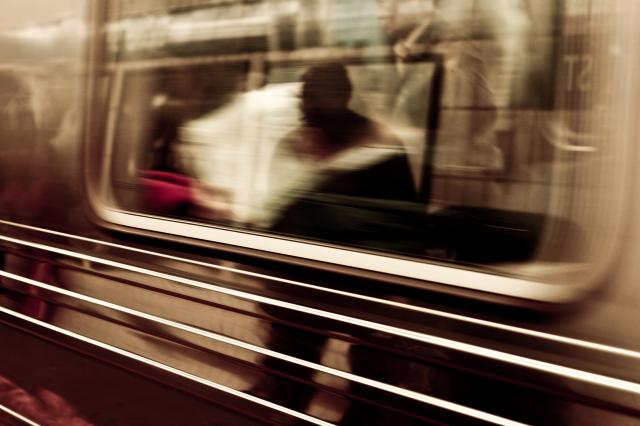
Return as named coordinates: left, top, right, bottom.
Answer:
left=83, top=0, right=636, bottom=305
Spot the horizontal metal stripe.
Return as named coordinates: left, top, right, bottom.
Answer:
left=0, top=402, right=40, bottom=426
left=0, top=270, right=524, bottom=426
left=100, top=207, right=580, bottom=302
left=0, top=305, right=332, bottom=426
left=1, top=234, right=640, bottom=398
left=0, top=303, right=525, bottom=426
left=1, top=220, right=638, bottom=360
left=2, top=207, right=581, bottom=303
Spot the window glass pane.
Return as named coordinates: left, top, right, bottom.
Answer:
left=101, top=0, right=630, bottom=278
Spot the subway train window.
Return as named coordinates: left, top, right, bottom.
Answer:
left=91, top=0, right=633, bottom=300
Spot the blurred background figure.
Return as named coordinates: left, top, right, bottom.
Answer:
left=0, top=71, right=40, bottom=218
left=253, top=62, right=423, bottom=425
left=375, top=0, right=530, bottom=207
left=0, top=65, right=80, bottom=225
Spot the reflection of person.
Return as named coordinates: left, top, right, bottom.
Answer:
left=0, top=71, right=44, bottom=219
left=0, top=71, right=69, bottom=321
left=253, top=63, right=421, bottom=424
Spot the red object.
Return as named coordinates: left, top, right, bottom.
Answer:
left=140, top=170, right=194, bottom=214
left=21, top=263, right=53, bottom=320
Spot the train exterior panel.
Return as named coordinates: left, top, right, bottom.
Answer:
left=1, top=1, right=640, bottom=424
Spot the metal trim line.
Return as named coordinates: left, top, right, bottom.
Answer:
left=1, top=220, right=638, bottom=360
left=2, top=242, right=640, bottom=398
left=0, top=402, right=40, bottom=426
left=0, top=303, right=523, bottom=426
left=100, top=207, right=581, bottom=302
left=0, top=270, right=526, bottom=426
left=0, top=305, right=332, bottom=426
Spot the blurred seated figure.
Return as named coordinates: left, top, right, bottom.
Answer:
left=138, top=92, right=198, bottom=217
left=139, top=64, right=249, bottom=220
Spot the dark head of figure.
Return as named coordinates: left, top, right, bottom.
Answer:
left=300, top=63, right=352, bottom=128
